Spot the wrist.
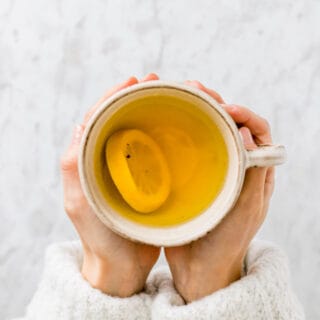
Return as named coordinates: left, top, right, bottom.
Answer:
left=175, top=259, right=243, bottom=303
left=81, top=251, right=144, bottom=297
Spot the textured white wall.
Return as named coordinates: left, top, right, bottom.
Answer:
left=0, top=0, right=319, bottom=318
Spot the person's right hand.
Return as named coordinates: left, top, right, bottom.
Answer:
left=165, top=80, right=275, bottom=303
left=60, top=74, right=161, bottom=297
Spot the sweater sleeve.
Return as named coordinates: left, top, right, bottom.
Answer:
left=148, top=240, right=305, bottom=320
left=18, top=241, right=152, bottom=320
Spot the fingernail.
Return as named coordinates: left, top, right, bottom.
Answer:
left=126, top=76, right=138, bottom=84
left=141, top=73, right=159, bottom=82
left=72, top=124, right=84, bottom=144
left=148, top=72, right=159, bottom=79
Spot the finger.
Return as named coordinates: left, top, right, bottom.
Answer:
left=239, top=126, right=257, bottom=150
left=61, top=124, right=84, bottom=178
left=140, top=73, right=159, bottom=82
left=237, top=127, right=267, bottom=211
left=239, top=167, right=268, bottom=209
left=264, top=167, right=275, bottom=202
left=83, top=76, right=139, bottom=125
left=184, top=80, right=225, bottom=104
left=261, top=167, right=275, bottom=220
left=222, top=104, right=272, bottom=144
left=60, top=124, right=85, bottom=214
left=237, top=126, right=272, bottom=225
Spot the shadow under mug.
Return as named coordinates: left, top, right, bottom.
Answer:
left=79, top=81, right=286, bottom=246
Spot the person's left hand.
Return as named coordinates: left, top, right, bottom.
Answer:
left=165, top=80, right=274, bottom=303
left=61, top=74, right=161, bottom=297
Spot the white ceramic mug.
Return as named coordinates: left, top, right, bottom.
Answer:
left=79, top=81, right=286, bottom=246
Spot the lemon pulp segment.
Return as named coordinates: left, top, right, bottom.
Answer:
left=106, top=129, right=171, bottom=213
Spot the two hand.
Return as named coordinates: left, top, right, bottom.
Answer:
left=60, top=75, right=274, bottom=301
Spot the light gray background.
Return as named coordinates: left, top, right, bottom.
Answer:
left=1, top=0, right=319, bottom=318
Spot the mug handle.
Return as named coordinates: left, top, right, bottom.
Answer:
left=245, top=145, right=286, bottom=168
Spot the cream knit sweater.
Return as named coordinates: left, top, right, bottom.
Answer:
left=15, top=240, right=305, bottom=320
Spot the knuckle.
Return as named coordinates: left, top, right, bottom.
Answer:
left=64, top=195, right=88, bottom=220
left=64, top=199, right=81, bottom=220
left=215, top=92, right=223, bottom=101
left=261, top=117, right=270, bottom=130
left=64, top=200, right=78, bottom=218
left=60, top=155, right=77, bottom=172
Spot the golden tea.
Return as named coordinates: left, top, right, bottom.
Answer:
left=93, top=94, right=228, bottom=227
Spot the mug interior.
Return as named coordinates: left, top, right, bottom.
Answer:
left=79, top=82, right=245, bottom=246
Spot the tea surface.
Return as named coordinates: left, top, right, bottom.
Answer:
left=94, top=95, right=228, bottom=227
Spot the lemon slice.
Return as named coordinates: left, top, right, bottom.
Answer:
left=106, top=129, right=171, bottom=213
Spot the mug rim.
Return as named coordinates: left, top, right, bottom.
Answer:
left=79, top=81, right=246, bottom=246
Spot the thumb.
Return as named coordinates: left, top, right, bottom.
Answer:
left=60, top=124, right=86, bottom=221
left=60, top=124, right=84, bottom=186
